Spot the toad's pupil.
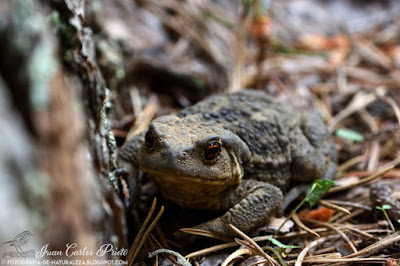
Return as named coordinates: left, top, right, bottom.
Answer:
left=205, top=142, right=221, bottom=160
left=145, top=130, right=154, bottom=147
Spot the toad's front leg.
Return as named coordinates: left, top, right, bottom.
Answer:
left=193, top=180, right=283, bottom=236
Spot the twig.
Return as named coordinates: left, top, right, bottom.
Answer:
left=344, top=231, right=400, bottom=258
left=134, top=206, right=164, bottom=261
left=328, top=90, right=379, bottom=131
left=292, top=257, right=387, bottom=265
left=318, top=200, right=351, bottom=214
left=294, top=237, right=327, bottom=266
left=126, top=94, right=158, bottom=140
left=127, top=198, right=157, bottom=263
left=327, top=165, right=394, bottom=194
left=337, top=155, right=365, bottom=172
left=229, top=224, right=279, bottom=265
left=221, top=248, right=252, bottom=266
left=292, top=213, right=320, bottom=238
left=382, top=96, right=400, bottom=126
left=180, top=228, right=230, bottom=241
left=304, top=219, right=357, bottom=254
left=186, top=222, right=382, bottom=259
left=344, top=226, right=376, bottom=239
left=322, top=199, right=372, bottom=211
left=185, top=242, right=238, bottom=259
left=334, top=209, right=365, bottom=224
left=127, top=198, right=164, bottom=265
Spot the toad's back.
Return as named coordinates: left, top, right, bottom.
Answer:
left=177, top=90, right=335, bottom=191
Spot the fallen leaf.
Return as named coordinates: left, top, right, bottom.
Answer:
left=298, top=207, right=335, bottom=222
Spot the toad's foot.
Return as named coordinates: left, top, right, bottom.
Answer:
left=193, top=180, right=283, bottom=236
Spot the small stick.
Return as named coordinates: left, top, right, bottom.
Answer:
left=318, top=200, right=351, bottom=214
left=185, top=242, right=238, bottom=259
left=344, top=231, right=400, bottom=258
left=322, top=199, right=372, bottom=211
left=221, top=248, right=252, bottom=266
left=327, top=165, right=394, bottom=194
left=306, top=219, right=357, bottom=254
left=127, top=198, right=164, bottom=265
left=127, top=198, right=158, bottom=263
left=229, top=224, right=279, bottom=266
left=292, top=213, right=320, bottom=238
left=295, top=237, right=327, bottom=266
left=292, top=257, right=387, bottom=265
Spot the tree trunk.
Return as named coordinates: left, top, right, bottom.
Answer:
left=0, top=0, right=126, bottom=262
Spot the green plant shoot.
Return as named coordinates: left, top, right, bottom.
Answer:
left=335, top=128, right=364, bottom=142
left=267, top=237, right=300, bottom=250
left=376, top=204, right=395, bottom=232
left=275, top=179, right=335, bottom=237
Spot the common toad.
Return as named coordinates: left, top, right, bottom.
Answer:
left=119, top=90, right=336, bottom=236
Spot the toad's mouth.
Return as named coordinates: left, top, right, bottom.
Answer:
left=140, top=166, right=237, bottom=185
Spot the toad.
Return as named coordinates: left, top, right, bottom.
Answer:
left=119, top=90, right=336, bottom=236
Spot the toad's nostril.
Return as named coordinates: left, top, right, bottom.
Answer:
left=145, top=130, right=154, bottom=148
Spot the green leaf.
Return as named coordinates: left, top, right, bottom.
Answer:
left=376, top=204, right=392, bottom=210
left=267, top=237, right=300, bottom=249
left=335, top=128, right=364, bottom=142
left=382, top=204, right=392, bottom=210
left=305, top=180, right=335, bottom=208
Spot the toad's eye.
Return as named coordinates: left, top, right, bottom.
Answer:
left=145, top=130, right=154, bottom=148
left=205, top=141, right=221, bottom=160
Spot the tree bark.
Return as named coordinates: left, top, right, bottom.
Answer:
left=0, top=0, right=126, bottom=261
